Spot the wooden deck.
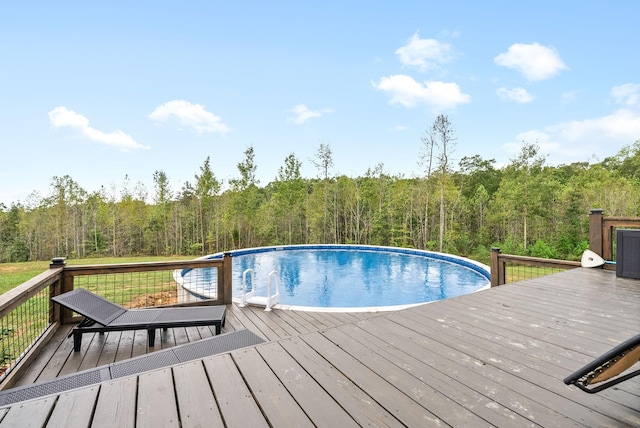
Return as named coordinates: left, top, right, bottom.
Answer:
left=1, top=267, right=639, bottom=427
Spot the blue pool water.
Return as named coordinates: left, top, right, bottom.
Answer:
left=178, top=245, right=490, bottom=310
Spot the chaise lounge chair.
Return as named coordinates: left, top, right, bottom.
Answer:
left=563, top=333, right=640, bottom=393
left=52, top=288, right=227, bottom=352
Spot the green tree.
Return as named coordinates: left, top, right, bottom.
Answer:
left=602, top=140, right=640, bottom=180
left=151, top=170, right=172, bottom=255
left=228, top=146, right=264, bottom=248
left=490, top=142, right=558, bottom=250
left=195, top=157, right=221, bottom=253
left=272, top=153, right=306, bottom=244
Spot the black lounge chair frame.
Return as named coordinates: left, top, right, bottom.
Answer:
left=0, top=329, right=264, bottom=406
left=563, top=333, right=640, bottom=393
left=52, top=288, right=227, bottom=352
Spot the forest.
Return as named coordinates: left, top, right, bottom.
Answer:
left=1, top=115, right=639, bottom=265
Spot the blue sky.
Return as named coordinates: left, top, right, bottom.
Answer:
left=2, top=1, right=639, bottom=205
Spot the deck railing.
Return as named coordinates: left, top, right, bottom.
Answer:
left=588, top=209, right=640, bottom=270
left=0, top=264, right=63, bottom=388
left=491, top=209, right=640, bottom=286
left=489, top=248, right=581, bottom=287
left=0, top=255, right=233, bottom=389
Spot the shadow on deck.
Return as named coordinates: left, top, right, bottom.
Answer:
left=1, top=268, right=639, bottom=427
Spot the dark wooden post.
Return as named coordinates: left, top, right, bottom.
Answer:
left=49, top=257, right=66, bottom=324
left=490, top=248, right=503, bottom=287
left=222, top=252, right=233, bottom=304
left=589, top=209, right=604, bottom=257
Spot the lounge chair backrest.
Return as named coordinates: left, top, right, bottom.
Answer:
left=51, top=288, right=127, bottom=326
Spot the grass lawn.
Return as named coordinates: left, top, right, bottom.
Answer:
left=0, top=256, right=195, bottom=295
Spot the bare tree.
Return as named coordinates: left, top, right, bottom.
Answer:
left=310, top=143, right=334, bottom=180
left=310, top=143, right=334, bottom=242
left=419, top=130, right=436, bottom=249
left=421, top=114, right=456, bottom=252
left=435, top=114, right=456, bottom=252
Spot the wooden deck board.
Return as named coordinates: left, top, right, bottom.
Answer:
left=137, top=368, right=179, bottom=428
left=11, top=323, right=74, bottom=387
left=203, top=353, right=270, bottom=428
left=95, top=331, right=123, bottom=367
left=231, top=346, right=315, bottom=427
left=438, top=293, right=636, bottom=359
left=113, top=329, right=135, bottom=360
left=278, top=334, right=405, bottom=428
left=255, top=340, right=360, bottom=426
left=227, top=303, right=281, bottom=340
left=333, top=321, right=534, bottom=427
left=1, top=267, right=639, bottom=427
left=91, top=377, right=137, bottom=428
left=352, top=315, right=583, bottom=427
left=272, top=307, right=317, bottom=333
left=0, top=394, right=55, bottom=427
left=388, top=310, right=633, bottom=426
left=45, top=385, right=99, bottom=428
left=237, top=306, right=292, bottom=340
left=302, top=329, right=469, bottom=427
left=172, top=360, right=224, bottom=428
left=483, top=284, right=640, bottom=326
left=455, top=290, right=639, bottom=339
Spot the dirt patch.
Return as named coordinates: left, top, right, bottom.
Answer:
left=125, top=291, right=178, bottom=308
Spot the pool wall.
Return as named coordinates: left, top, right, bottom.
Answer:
left=175, top=244, right=491, bottom=311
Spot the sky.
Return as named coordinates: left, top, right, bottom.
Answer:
left=1, top=1, right=640, bottom=206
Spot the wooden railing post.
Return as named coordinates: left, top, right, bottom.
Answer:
left=50, top=258, right=76, bottom=325
left=589, top=209, right=604, bottom=257
left=490, top=247, right=504, bottom=287
left=222, top=252, right=233, bottom=304
left=49, top=257, right=66, bottom=324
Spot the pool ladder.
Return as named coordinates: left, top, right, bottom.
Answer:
left=239, top=269, right=281, bottom=311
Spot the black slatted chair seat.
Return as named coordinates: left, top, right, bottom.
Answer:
left=152, top=307, right=226, bottom=323
left=108, top=309, right=165, bottom=325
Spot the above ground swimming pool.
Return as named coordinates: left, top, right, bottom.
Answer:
left=176, top=245, right=490, bottom=311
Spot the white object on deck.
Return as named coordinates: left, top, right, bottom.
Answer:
left=581, top=250, right=606, bottom=268
left=239, top=269, right=281, bottom=311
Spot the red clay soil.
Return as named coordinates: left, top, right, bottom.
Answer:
left=124, top=291, right=178, bottom=308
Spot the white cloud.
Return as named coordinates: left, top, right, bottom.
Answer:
left=374, top=74, right=470, bottom=110
left=505, top=108, right=640, bottom=163
left=611, top=83, right=640, bottom=106
left=48, top=106, right=149, bottom=151
left=553, top=109, right=640, bottom=142
left=494, top=43, right=567, bottom=81
left=497, top=87, right=534, bottom=103
left=561, top=90, right=580, bottom=105
left=396, top=32, right=453, bottom=72
left=288, top=104, right=333, bottom=124
left=149, top=100, right=230, bottom=135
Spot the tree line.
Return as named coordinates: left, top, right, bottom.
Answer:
left=1, top=115, right=639, bottom=265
